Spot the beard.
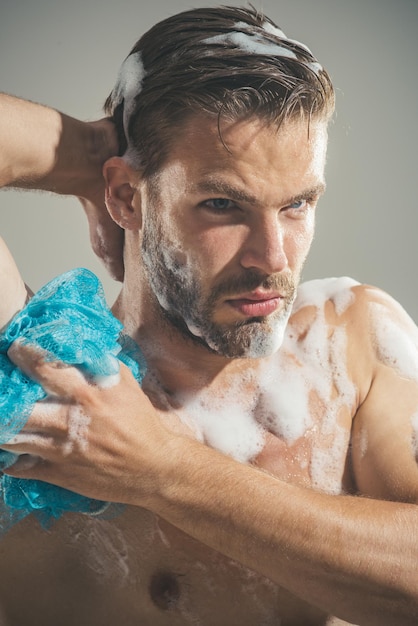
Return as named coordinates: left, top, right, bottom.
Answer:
left=141, top=213, right=297, bottom=359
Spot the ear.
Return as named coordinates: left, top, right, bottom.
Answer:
left=103, top=157, right=142, bottom=230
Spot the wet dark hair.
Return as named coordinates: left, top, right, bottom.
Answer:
left=104, top=5, right=335, bottom=178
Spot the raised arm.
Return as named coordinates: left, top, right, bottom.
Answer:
left=0, top=93, right=124, bottom=279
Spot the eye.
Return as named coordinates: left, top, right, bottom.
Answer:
left=203, top=198, right=237, bottom=212
left=288, top=199, right=307, bottom=211
left=283, top=198, right=313, bottom=218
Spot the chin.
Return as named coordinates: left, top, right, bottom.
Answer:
left=199, top=315, right=289, bottom=360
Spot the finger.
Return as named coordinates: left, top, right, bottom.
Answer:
left=3, top=457, right=93, bottom=501
left=2, top=433, right=55, bottom=456
left=4, top=453, right=43, bottom=473
left=24, top=396, right=73, bottom=433
left=8, top=339, right=90, bottom=400
left=4, top=455, right=53, bottom=482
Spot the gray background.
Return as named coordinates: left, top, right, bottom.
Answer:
left=1, top=0, right=417, bottom=320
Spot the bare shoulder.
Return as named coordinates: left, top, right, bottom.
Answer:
left=293, top=276, right=361, bottom=316
left=0, top=236, right=28, bottom=331
left=290, top=276, right=418, bottom=398
left=293, top=275, right=417, bottom=339
left=342, top=280, right=418, bottom=381
left=292, top=278, right=418, bottom=503
left=327, top=281, right=418, bottom=503
left=289, top=276, right=371, bottom=353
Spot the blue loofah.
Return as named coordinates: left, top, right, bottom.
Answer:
left=0, top=268, right=146, bottom=531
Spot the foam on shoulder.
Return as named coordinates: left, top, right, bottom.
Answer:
left=293, top=276, right=359, bottom=316
left=367, top=289, right=418, bottom=382
left=257, top=277, right=359, bottom=493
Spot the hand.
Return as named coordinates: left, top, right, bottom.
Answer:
left=1, top=341, right=182, bottom=508
left=0, top=94, right=125, bottom=281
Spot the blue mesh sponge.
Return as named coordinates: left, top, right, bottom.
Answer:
left=0, top=268, right=146, bottom=531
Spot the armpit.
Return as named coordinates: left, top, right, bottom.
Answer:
left=0, top=236, right=27, bottom=331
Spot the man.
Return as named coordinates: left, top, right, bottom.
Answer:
left=0, top=5, right=417, bottom=625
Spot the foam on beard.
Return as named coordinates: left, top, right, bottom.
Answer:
left=144, top=229, right=288, bottom=358
left=158, top=236, right=295, bottom=357
left=202, top=304, right=292, bottom=359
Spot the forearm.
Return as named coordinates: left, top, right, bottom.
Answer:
left=0, top=93, right=113, bottom=196
left=148, top=437, right=418, bottom=625
left=5, top=349, right=417, bottom=623
left=0, top=93, right=124, bottom=279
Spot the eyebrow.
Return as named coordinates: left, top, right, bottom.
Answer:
left=195, top=179, right=258, bottom=205
left=194, top=178, right=326, bottom=207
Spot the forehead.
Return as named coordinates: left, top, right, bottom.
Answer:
left=157, top=114, right=328, bottom=201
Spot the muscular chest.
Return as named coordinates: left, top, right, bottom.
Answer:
left=172, top=365, right=356, bottom=497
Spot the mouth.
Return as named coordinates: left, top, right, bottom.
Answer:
left=225, top=291, right=284, bottom=317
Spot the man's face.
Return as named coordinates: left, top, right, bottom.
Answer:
left=140, top=115, right=328, bottom=358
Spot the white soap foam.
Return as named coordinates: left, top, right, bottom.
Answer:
left=327, top=325, right=357, bottom=425
left=199, top=401, right=265, bottom=463
left=111, top=51, right=146, bottom=137
left=63, top=405, right=90, bottom=455
left=272, top=277, right=358, bottom=492
left=261, top=19, right=316, bottom=57
left=79, top=518, right=132, bottom=586
left=291, top=308, right=333, bottom=404
left=178, top=375, right=265, bottom=463
left=293, top=277, right=359, bottom=316
left=261, top=21, right=287, bottom=40
left=238, top=19, right=317, bottom=60
left=257, top=357, right=312, bottom=443
left=203, top=31, right=298, bottom=60
left=94, top=371, right=121, bottom=389
left=369, top=300, right=418, bottom=381
left=170, top=277, right=358, bottom=493
left=203, top=299, right=292, bottom=359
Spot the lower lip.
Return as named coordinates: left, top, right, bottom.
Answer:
left=227, top=297, right=282, bottom=317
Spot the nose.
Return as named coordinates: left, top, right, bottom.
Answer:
left=239, top=214, right=288, bottom=275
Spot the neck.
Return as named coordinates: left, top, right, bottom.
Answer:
left=112, top=277, right=266, bottom=398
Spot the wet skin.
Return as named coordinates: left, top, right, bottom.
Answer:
left=1, top=116, right=418, bottom=625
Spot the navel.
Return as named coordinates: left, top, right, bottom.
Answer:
left=149, top=570, right=181, bottom=611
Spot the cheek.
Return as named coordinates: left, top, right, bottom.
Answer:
left=285, top=219, right=315, bottom=264
left=195, top=225, right=249, bottom=269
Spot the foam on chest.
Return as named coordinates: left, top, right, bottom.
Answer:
left=176, top=278, right=359, bottom=493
